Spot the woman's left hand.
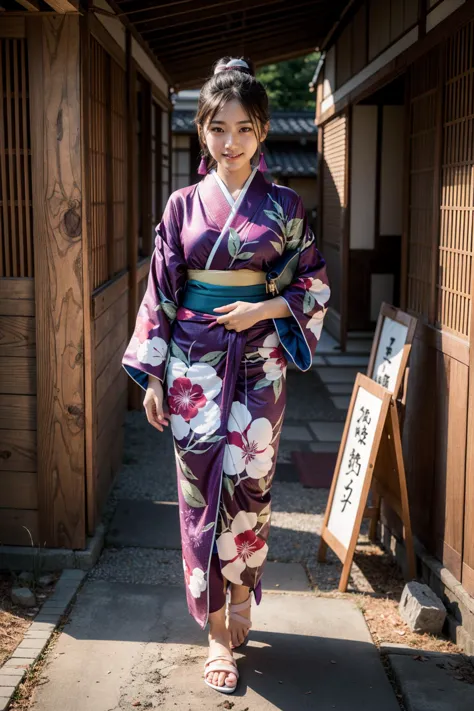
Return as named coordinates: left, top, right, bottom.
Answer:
left=214, top=301, right=265, bottom=332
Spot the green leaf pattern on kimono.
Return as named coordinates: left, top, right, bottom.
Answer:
left=180, top=480, right=207, bottom=508
left=266, top=194, right=305, bottom=253
left=158, top=288, right=177, bottom=323
left=199, top=350, right=226, bottom=368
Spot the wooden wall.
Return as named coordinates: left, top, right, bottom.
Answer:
left=0, top=280, right=38, bottom=546
left=400, top=21, right=474, bottom=590
left=332, top=0, right=418, bottom=92
left=0, top=31, right=38, bottom=545
left=90, top=273, right=129, bottom=528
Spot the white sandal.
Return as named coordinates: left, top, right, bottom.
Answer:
left=227, top=594, right=252, bottom=649
left=203, top=652, right=239, bottom=694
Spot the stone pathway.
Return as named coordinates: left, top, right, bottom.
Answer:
left=30, top=586, right=400, bottom=711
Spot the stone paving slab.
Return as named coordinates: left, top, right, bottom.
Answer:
left=326, top=382, right=355, bottom=395
left=261, top=562, right=311, bottom=592
left=309, top=421, right=345, bottom=441
left=317, top=367, right=359, bottom=383
left=309, top=441, right=340, bottom=453
left=0, top=695, right=12, bottom=711
left=107, top=500, right=181, bottom=549
left=388, top=652, right=474, bottom=711
left=31, top=580, right=400, bottom=711
left=331, top=395, right=351, bottom=410
left=281, top=424, right=313, bottom=442
left=325, top=355, right=369, bottom=367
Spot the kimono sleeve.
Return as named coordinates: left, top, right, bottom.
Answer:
left=274, top=196, right=330, bottom=371
left=122, top=196, right=186, bottom=390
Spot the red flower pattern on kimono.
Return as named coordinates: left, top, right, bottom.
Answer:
left=223, top=401, right=274, bottom=480
left=217, top=511, right=269, bottom=585
left=168, top=378, right=207, bottom=421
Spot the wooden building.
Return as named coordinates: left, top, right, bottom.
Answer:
left=314, top=0, right=474, bottom=629
left=0, top=0, right=348, bottom=551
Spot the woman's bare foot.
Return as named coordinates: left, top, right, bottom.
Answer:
left=206, top=605, right=237, bottom=690
left=228, top=583, right=251, bottom=648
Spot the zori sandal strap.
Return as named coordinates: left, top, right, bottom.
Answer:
left=203, top=654, right=239, bottom=694
left=228, top=595, right=252, bottom=613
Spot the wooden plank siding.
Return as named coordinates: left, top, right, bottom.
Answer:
left=92, top=276, right=128, bottom=520
left=0, top=280, right=37, bottom=543
left=0, top=31, right=37, bottom=546
left=320, top=112, right=349, bottom=343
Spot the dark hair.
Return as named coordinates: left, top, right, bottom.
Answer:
left=194, top=56, right=270, bottom=172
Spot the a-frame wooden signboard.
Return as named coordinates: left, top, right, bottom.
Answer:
left=318, top=303, right=418, bottom=591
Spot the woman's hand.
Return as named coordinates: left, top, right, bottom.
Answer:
left=143, top=375, right=170, bottom=432
left=214, top=301, right=264, bottom=332
left=214, top=297, right=290, bottom=331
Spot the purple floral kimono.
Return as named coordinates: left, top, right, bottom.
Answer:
left=122, top=168, right=330, bottom=629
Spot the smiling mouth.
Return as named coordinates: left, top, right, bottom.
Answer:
left=223, top=153, right=243, bottom=159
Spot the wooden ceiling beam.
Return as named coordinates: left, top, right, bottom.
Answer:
left=126, top=0, right=288, bottom=29
left=45, top=0, right=79, bottom=11
left=144, top=0, right=316, bottom=46
left=174, top=44, right=318, bottom=89
left=159, top=19, right=318, bottom=63
left=15, top=0, right=40, bottom=10
left=167, top=30, right=317, bottom=80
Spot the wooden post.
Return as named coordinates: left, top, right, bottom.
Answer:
left=27, top=14, right=86, bottom=548
left=80, top=11, right=97, bottom=536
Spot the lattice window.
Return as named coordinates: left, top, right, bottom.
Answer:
left=0, top=38, right=33, bottom=277
left=406, top=50, right=440, bottom=321
left=437, top=20, right=474, bottom=337
left=89, top=39, right=128, bottom=290
left=322, top=115, right=346, bottom=249
left=89, top=38, right=108, bottom=290
left=111, top=59, right=127, bottom=275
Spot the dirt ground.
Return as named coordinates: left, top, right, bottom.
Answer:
left=0, top=571, right=60, bottom=666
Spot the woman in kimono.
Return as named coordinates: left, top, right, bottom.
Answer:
left=122, top=56, right=330, bottom=694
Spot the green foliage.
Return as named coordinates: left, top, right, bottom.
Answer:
left=256, top=52, right=320, bottom=110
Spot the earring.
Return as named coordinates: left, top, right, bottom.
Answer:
left=198, top=155, right=208, bottom=175
left=258, top=148, right=268, bottom=173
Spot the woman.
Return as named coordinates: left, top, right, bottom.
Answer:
left=122, top=56, right=330, bottom=694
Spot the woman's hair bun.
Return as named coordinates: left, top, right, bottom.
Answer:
left=213, top=56, right=255, bottom=77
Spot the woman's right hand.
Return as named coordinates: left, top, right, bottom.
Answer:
left=143, top=375, right=170, bottom=432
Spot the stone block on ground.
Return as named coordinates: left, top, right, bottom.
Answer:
left=18, top=571, right=35, bottom=586
left=11, top=587, right=36, bottom=608
left=399, top=581, right=446, bottom=634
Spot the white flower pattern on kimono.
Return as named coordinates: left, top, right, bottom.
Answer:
left=167, top=357, right=222, bottom=440
left=182, top=558, right=207, bottom=599
left=137, top=336, right=168, bottom=367
left=223, top=401, right=274, bottom=479
left=308, top=277, right=331, bottom=305
left=217, top=511, right=268, bottom=585
left=258, top=332, right=287, bottom=381
left=306, top=308, right=326, bottom=338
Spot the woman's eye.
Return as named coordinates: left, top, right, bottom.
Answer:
left=240, top=127, right=251, bottom=133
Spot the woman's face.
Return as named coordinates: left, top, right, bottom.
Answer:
left=203, top=99, right=268, bottom=173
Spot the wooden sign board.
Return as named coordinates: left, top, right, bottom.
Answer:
left=366, top=303, right=418, bottom=540
left=367, top=303, right=417, bottom=400
left=318, top=373, right=415, bottom=591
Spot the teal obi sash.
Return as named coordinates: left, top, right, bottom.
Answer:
left=182, top=279, right=270, bottom=314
